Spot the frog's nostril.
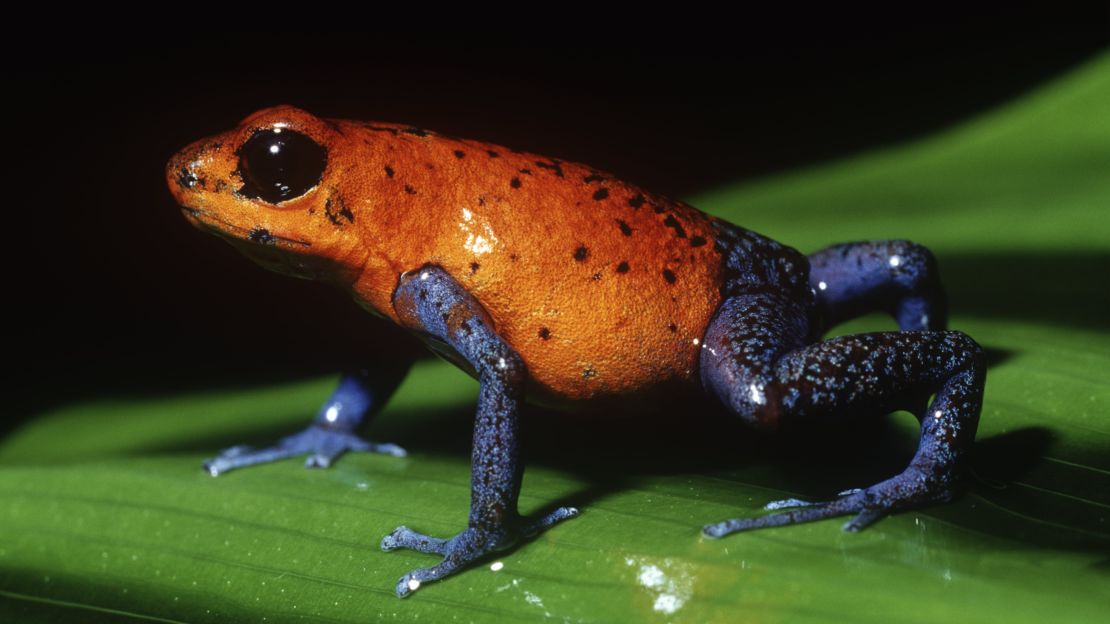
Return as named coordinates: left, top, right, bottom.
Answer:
left=176, top=165, right=199, bottom=190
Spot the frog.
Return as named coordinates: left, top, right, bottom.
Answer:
left=165, top=105, right=986, bottom=598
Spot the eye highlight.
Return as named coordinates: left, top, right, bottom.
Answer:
left=236, top=127, right=327, bottom=203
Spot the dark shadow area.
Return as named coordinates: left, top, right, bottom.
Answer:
left=940, top=251, right=1110, bottom=331
left=981, top=346, right=1015, bottom=369
left=1, top=580, right=159, bottom=624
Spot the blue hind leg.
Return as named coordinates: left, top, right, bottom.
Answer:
left=808, top=240, right=947, bottom=334
left=700, top=292, right=985, bottom=536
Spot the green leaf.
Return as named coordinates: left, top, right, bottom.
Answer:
left=3, top=54, right=1109, bottom=623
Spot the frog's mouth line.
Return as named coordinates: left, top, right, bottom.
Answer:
left=181, top=206, right=312, bottom=248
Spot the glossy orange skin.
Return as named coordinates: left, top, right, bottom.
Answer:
left=167, top=105, right=730, bottom=405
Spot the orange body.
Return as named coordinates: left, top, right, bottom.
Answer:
left=167, top=106, right=731, bottom=405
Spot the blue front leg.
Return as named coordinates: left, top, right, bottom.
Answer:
left=379, top=265, right=578, bottom=598
left=203, top=363, right=411, bottom=476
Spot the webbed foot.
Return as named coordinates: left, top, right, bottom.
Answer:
left=381, top=506, right=578, bottom=598
left=202, top=425, right=406, bottom=476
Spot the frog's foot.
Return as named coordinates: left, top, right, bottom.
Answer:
left=202, top=425, right=406, bottom=476
left=702, top=468, right=952, bottom=538
left=381, top=506, right=578, bottom=598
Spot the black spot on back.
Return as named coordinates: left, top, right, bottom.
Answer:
left=616, top=261, right=630, bottom=273
left=363, top=124, right=400, bottom=135
left=663, top=215, right=687, bottom=238
left=668, top=323, right=677, bottom=333
left=616, top=219, right=633, bottom=236
left=628, top=194, right=645, bottom=209
left=592, top=188, right=610, bottom=201
left=487, top=150, right=500, bottom=158
left=583, top=173, right=606, bottom=183
left=535, top=159, right=564, bottom=177
left=404, top=184, right=417, bottom=195
left=573, top=245, right=589, bottom=261
left=662, top=268, right=677, bottom=284
left=539, top=327, right=551, bottom=340
left=470, top=262, right=480, bottom=274
left=511, top=177, right=522, bottom=189
left=690, top=235, right=707, bottom=247
left=454, top=150, right=466, bottom=158
left=384, top=164, right=395, bottom=178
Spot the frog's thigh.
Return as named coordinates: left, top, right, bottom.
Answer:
left=700, top=291, right=982, bottom=432
left=698, top=291, right=809, bottom=432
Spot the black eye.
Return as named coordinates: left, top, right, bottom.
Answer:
left=236, top=128, right=327, bottom=203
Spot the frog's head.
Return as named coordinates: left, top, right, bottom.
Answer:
left=166, top=105, right=369, bottom=285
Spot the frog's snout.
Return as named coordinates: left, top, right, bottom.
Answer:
left=166, top=144, right=198, bottom=199
left=167, top=137, right=227, bottom=207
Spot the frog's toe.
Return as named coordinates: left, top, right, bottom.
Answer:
left=203, top=444, right=301, bottom=476
left=762, top=497, right=816, bottom=511
left=202, top=426, right=405, bottom=476
left=703, top=469, right=952, bottom=538
left=703, top=498, right=851, bottom=538
left=704, top=492, right=875, bottom=538
left=521, top=506, right=580, bottom=535
left=383, top=509, right=578, bottom=597
left=759, top=486, right=861, bottom=510
left=303, top=431, right=406, bottom=469
left=380, top=526, right=448, bottom=555
left=395, top=564, right=453, bottom=599
left=384, top=526, right=503, bottom=598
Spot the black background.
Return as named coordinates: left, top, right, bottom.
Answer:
left=8, top=14, right=1108, bottom=428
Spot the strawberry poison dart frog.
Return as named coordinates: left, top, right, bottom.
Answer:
left=165, top=105, right=986, bottom=598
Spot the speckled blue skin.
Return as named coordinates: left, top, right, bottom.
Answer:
left=202, top=236, right=984, bottom=598
left=700, top=237, right=984, bottom=535
left=380, top=265, right=579, bottom=597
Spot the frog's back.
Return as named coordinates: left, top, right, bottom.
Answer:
left=342, top=119, right=798, bottom=405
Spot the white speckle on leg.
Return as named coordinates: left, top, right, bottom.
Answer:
left=748, top=383, right=766, bottom=406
